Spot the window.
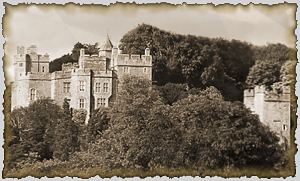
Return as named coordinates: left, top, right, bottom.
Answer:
left=103, top=83, right=109, bottom=93
left=283, top=124, right=287, bottom=131
left=19, top=63, right=23, bottom=67
left=30, top=88, right=36, bottom=101
left=79, top=81, right=85, bottom=91
left=97, top=98, right=106, bottom=107
left=124, top=67, right=129, bottom=73
left=95, top=82, right=101, bottom=92
left=42, top=66, right=45, bottom=72
left=63, top=82, right=70, bottom=92
left=143, top=67, right=147, bottom=73
left=79, top=99, right=85, bottom=109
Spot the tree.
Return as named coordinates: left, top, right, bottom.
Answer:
left=8, top=98, right=62, bottom=170
left=71, top=42, right=85, bottom=61
left=154, top=83, right=188, bottom=105
left=53, top=99, right=79, bottom=161
left=246, top=60, right=281, bottom=87
left=87, top=107, right=110, bottom=143
left=91, top=76, right=182, bottom=170
left=49, top=54, right=76, bottom=73
left=252, top=43, right=295, bottom=64
left=171, top=91, right=287, bottom=170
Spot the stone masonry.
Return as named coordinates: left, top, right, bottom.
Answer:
left=11, top=37, right=152, bottom=122
left=244, top=84, right=290, bottom=147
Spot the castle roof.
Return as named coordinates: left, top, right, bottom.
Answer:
left=100, top=36, right=113, bottom=51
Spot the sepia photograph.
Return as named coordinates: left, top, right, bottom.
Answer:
left=1, top=1, right=298, bottom=179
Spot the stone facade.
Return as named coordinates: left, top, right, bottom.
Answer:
left=11, top=37, right=152, bottom=122
left=244, top=84, right=290, bottom=147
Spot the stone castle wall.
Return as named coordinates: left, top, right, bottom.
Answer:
left=12, top=42, right=152, bottom=123
left=244, top=84, right=290, bottom=146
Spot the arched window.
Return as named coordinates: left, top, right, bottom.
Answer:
left=42, top=66, right=45, bottom=72
left=30, top=88, right=36, bottom=101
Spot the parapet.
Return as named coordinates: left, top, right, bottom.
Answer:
left=62, top=62, right=79, bottom=71
left=18, top=72, right=51, bottom=80
left=254, top=85, right=266, bottom=94
left=250, top=83, right=291, bottom=102
left=116, top=53, right=152, bottom=66
left=39, top=54, right=50, bottom=61
left=27, top=45, right=37, bottom=54
left=17, top=46, right=25, bottom=54
left=81, top=54, right=105, bottom=61
left=282, top=85, right=290, bottom=94
left=244, top=89, right=254, bottom=97
left=51, top=70, right=72, bottom=79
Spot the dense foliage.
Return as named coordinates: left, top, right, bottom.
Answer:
left=119, top=24, right=295, bottom=100
left=6, top=24, right=295, bottom=177
left=6, top=76, right=288, bottom=176
left=7, top=99, right=79, bottom=170
left=49, top=24, right=295, bottom=101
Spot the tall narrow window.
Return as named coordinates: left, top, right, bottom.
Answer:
left=95, top=82, right=101, bottom=92
left=143, top=67, right=147, bottom=73
left=30, top=88, right=36, bottom=101
left=97, top=98, right=106, bottom=107
left=283, top=124, right=287, bottom=131
left=103, top=83, right=109, bottom=93
left=124, top=67, right=129, bottom=73
left=79, top=81, right=85, bottom=91
left=79, top=99, right=85, bottom=109
left=63, top=82, right=70, bottom=92
left=42, top=66, right=45, bottom=72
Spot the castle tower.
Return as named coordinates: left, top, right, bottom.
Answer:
left=26, top=45, right=50, bottom=73
left=244, top=84, right=291, bottom=147
left=99, top=36, right=113, bottom=59
left=14, top=46, right=28, bottom=79
left=111, top=47, right=118, bottom=68
left=253, top=85, right=265, bottom=124
left=79, top=48, right=85, bottom=69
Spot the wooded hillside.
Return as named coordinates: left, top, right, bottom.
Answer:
left=49, top=24, right=296, bottom=101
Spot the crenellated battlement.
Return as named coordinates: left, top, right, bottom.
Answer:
left=12, top=39, right=152, bottom=125
left=39, top=54, right=50, bottom=61
left=51, top=71, right=72, bottom=79
left=71, top=68, right=112, bottom=76
left=254, top=85, right=266, bottom=94
left=245, top=83, right=290, bottom=102
left=116, top=53, right=152, bottom=66
left=62, top=62, right=79, bottom=72
left=18, top=72, right=52, bottom=79
left=243, top=89, right=254, bottom=97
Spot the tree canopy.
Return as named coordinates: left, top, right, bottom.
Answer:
left=119, top=24, right=295, bottom=101
left=87, top=76, right=287, bottom=172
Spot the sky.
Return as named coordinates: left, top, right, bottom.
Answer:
left=3, top=3, right=297, bottom=84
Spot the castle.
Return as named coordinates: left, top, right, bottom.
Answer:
left=11, top=37, right=291, bottom=146
left=11, top=37, right=152, bottom=121
left=244, top=84, right=290, bottom=147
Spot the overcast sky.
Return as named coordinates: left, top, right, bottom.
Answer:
left=3, top=3, right=297, bottom=84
